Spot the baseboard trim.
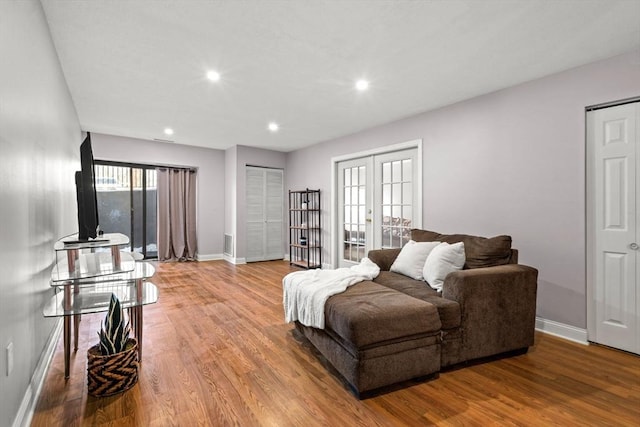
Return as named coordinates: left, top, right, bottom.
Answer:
left=13, top=319, right=62, bottom=427
left=223, top=254, right=247, bottom=265
left=196, top=253, right=224, bottom=261
left=535, top=317, right=588, bottom=345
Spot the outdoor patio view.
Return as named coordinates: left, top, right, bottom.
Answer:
left=94, top=163, right=158, bottom=258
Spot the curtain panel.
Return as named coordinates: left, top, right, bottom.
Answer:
left=157, top=168, right=197, bottom=261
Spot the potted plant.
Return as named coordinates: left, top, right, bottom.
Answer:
left=87, top=293, right=138, bottom=397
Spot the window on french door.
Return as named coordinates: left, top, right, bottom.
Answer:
left=342, top=164, right=368, bottom=263
left=94, top=161, right=158, bottom=259
left=379, top=158, right=413, bottom=248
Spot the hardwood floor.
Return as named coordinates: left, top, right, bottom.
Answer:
left=32, top=260, right=640, bottom=426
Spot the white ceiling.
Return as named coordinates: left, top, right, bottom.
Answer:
left=41, top=0, right=640, bottom=152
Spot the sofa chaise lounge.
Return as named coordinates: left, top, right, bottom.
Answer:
left=294, top=229, right=538, bottom=396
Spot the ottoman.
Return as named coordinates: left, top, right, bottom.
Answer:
left=295, top=280, right=442, bottom=396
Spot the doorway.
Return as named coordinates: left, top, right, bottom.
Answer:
left=333, top=140, right=422, bottom=268
left=586, top=100, right=640, bottom=355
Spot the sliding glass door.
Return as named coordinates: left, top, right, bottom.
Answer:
left=94, top=161, right=158, bottom=259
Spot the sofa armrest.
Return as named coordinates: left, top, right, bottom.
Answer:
left=367, top=248, right=402, bottom=271
left=442, top=264, right=538, bottom=363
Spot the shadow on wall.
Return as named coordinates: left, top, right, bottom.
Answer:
left=536, top=279, right=586, bottom=328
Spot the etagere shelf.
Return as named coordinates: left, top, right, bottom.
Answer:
left=289, top=189, right=322, bottom=269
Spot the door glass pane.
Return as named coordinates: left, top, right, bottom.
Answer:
left=132, top=168, right=143, bottom=256
left=403, top=183, right=412, bottom=204
left=402, top=159, right=412, bottom=181
left=392, top=161, right=402, bottom=182
left=95, top=163, right=158, bottom=259
left=392, top=183, right=402, bottom=204
left=95, top=165, right=132, bottom=250
left=146, top=169, right=158, bottom=257
left=382, top=184, right=391, bottom=204
left=382, top=162, right=391, bottom=183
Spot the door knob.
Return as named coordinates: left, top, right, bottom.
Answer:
left=630, top=243, right=639, bottom=250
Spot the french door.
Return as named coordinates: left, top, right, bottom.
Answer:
left=337, top=147, right=420, bottom=267
left=587, top=101, right=639, bottom=354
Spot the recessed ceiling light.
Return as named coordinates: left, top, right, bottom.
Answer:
left=355, top=79, right=369, bottom=91
left=207, top=70, right=221, bottom=81
left=164, top=128, right=174, bottom=136
left=268, top=122, right=279, bottom=132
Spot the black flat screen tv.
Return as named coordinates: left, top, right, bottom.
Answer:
left=75, top=132, right=100, bottom=241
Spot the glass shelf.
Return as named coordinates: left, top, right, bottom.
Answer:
left=51, top=260, right=155, bottom=287
left=51, top=251, right=136, bottom=282
left=54, top=232, right=129, bottom=251
left=43, top=281, right=158, bottom=317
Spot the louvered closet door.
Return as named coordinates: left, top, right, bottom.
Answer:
left=246, top=167, right=284, bottom=262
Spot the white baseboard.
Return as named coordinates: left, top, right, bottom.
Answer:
left=223, top=254, right=246, bottom=265
left=535, top=317, right=588, bottom=345
left=13, top=319, right=62, bottom=427
left=196, top=253, right=224, bottom=261
left=283, top=254, right=290, bottom=261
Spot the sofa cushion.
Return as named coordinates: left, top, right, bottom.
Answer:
left=423, top=242, right=466, bottom=291
left=390, top=240, right=441, bottom=280
left=411, top=229, right=512, bottom=269
left=374, top=271, right=461, bottom=330
left=324, top=280, right=441, bottom=349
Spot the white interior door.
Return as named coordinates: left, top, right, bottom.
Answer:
left=589, top=102, right=639, bottom=354
left=373, top=149, right=420, bottom=249
left=246, top=167, right=283, bottom=262
left=337, top=158, right=372, bottom=267
left=336, top=147, right=421, bottom=267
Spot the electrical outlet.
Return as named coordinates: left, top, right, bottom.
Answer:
left=6, top=342, right=13, bottom=376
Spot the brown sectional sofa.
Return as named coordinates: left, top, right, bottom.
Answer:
left=294, top=229, right=538, bottom=396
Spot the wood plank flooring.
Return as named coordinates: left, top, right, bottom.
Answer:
left=32, top=260, right=640, bottom=426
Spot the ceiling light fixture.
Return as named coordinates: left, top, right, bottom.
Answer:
left=355, top=79, right=369, bottom=91
left=207, top=70, right=221, bottom=81
left=164, top=128, right=174, bottom=136
left=268, top=122, right=279, bottom=132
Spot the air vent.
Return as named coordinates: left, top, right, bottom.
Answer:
left=224, top=234, right=233, bottom=256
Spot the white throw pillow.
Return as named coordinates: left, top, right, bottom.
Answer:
left=423, top=242, right=466, bottom=291
left=390, top=240, right=441, bottom=280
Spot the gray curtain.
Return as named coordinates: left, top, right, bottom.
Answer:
left=157, top=167, right=197, bottom=261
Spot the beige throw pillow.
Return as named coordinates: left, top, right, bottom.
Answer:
left=390, top=240, right=441, bottom=280
left=423, top=242, right=466, bottom=291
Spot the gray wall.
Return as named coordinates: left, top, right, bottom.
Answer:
left=91, top=133, right=226, bottom=259
left=0, top=1, right=81, bottom=425
left=286, top=50, right=640, bottom=329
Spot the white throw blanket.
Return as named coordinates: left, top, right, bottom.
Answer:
left=283, top=258, right=380, bottom=329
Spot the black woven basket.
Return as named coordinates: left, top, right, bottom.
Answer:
left=87, top=338, right=138, bottom=397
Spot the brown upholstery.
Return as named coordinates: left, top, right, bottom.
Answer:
left=411, top=228, right=513, bottom=269
left=293, top=229, right=538, bottom=396
left=325, top=281, right=441, bottom=349
left=373, top=271, right=461, bottom=330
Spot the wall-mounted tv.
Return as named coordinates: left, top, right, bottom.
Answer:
left=75, top=132, right=100, bottom=241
